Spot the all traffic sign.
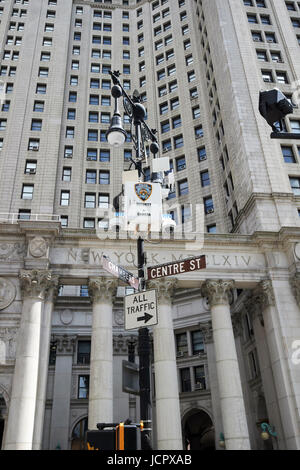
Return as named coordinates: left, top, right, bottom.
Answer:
left=125, top=289, right=158, bottom=331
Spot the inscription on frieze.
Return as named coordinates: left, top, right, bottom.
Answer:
left=51, top=247, right=266, bottom=271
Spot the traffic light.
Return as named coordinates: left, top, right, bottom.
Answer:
left=259, top=88, right=295, bottom=138
left=115, top=423, right=139, bottom=450
left=86, top=429, right=115, bottom=450
left=86, top=421, right=144, bottom=450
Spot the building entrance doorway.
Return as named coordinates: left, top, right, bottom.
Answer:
left=183, top=409, right=215, bottom=450
left=0, top=395, right=7, bottom=449
left=71, top=417, right=88, bottom=450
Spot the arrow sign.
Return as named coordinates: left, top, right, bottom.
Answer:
left=137, top=312, right=153, bottom=324
left=125, top=289, right=158, bottom=330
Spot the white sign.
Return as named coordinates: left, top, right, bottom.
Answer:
left=125, top=289, right=158, bottom=330
left=124, top=182, right=162, bottom=232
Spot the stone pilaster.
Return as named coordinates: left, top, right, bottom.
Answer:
left=199, top=321, right=213, bottom=344
left=50, top=335, right=76, bottom=450
left=33, top=274, right=59, bottom=450
left=88, top=277, right=118, bottom=430
left=148, top=278, right=182, bottom=450
left=201, top=279, right=251, bottom=450
left=4, top=270, right=57, bottom=450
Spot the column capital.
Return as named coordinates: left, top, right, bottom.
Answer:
left=198, top=321, right=213, bottom=343
left=148, top=278, right=177, bottom=303
left=88, top=277, right=118, bottom=303
left=19, top=269, right=58, bottom=300
left=291, top=273, right=300, bottom=308
left=53, top=334, right=76, bottom=355
left=201, top=279, right=235, bottom=307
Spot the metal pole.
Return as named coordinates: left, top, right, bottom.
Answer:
left=135, top=120, right=152, bottom=450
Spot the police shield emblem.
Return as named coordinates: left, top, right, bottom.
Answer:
left=135, top=183, right=152, bottom=202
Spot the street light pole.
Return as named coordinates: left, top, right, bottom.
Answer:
left=106, top=70, right=161, bottom=450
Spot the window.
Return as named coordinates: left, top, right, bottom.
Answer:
left=88, top=130, right=98, bottom=141
left=99, top=193, right=109, bottom=209
left=77, top=341, right=91, bottom=364
left=282, top=146, right=296, bottom=163
left=66, top=127, right=74, bottom=139
left=180, top=368, right=191, bottom=392
left=194, top=365, right=206, bottom=390
left=36, top=84, right=47, bottom=94
left=204, top=196, right=214, bottom=214
left=33, top=101, right=44, bottom=112
left=78, top=375, right=89, bottom=399
left=200, top=170, right=210, bottom=187
left=22, top=184, right=34, bottom=199
left=64, top=146, right=73, bottom=158
left=25, top=161, right=37, bottom=175
left=31, top=120, right=42, bottom=131
left=176, top=332, right=188, bottom=356
left=290, top=120, right=300, bottom=133
left=83, top=218, right=95, bottom=229
left=86, top=170, right=97, bottom=184
left=99, top=171, right=110, bottom=185
left=290, top=176, right=300, bottom=195
left=60, top=191, right=70, bottom=206
left=62, top=167, right=72, bottom=182
left=174, top=134, right=183, bottom=149
left=28, top=139, right=40, bottom=151
left=18, top=210, right=31, bottom=220
left=176, top=156, right=186, bottom=171
left=85, top=193, right=96, bottom=208
left=87, top=149, right=97, bottom=161
left=99, top=149, right=110, bottom=162
left=198, top=147, right=207, bottom=161
left=68, top=109, right=76, bottom=120
left=178, top=179, right=188, bottom=196
left=191, top=331, right=204, bottom=355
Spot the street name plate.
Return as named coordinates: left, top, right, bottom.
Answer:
left=147, top=255, right=206, bottom=280
left=102, top=255, right=139, bottom=290
left=125, top=289, right=158, bottom=331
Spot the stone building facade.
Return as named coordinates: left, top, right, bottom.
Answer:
left=0, top=0, right=299, bottom=451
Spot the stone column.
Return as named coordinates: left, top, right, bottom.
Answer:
left=201, top=280, right=251, bottom=450
left=49, top=335, right=76, bottom=450
left=33, top=278, right=59, bottom=450
left=254, top=279, right=300, bottom=449
left=3, top=270, right=54, bottom=450
left=199, top=321, right=223, bottom=450
left=148, top=278, right=182, bottom=450
left=88, top=277, right=118, bottom=429
left=245, top=291, right=286, bottom=449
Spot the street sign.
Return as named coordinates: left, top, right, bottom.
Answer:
left=102, top=255, right=139, bottom=290
left=125, top=289, right=158, bottom=331
left=147, top=255, right=206, bottom=280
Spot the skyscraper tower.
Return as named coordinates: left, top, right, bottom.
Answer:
left=0, top=0, right=299, bottom=451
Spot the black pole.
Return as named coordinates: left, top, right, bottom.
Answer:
left=135, top=122, right=152, bottom=450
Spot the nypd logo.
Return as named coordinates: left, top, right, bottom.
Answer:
left=135, top=183, right=152, bottom=202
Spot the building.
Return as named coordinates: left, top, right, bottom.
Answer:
left=0, top=0, right=299, bottom=450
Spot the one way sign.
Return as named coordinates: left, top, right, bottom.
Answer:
left=125, top=289, right=158, bottom=331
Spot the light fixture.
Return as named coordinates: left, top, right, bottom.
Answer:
left=106, top=84, right=127, bottom=147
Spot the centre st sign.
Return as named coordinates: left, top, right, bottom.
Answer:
left=147, top=255, right=206, bottom=280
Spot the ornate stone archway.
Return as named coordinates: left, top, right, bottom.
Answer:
left=182, top=408, right=215, bottom=450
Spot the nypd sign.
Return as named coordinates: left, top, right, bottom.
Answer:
left=124, top=182, right=162, bottom=231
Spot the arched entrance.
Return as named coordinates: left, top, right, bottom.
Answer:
left=71, top=417, right=88, bottom=450
left=182, top=409, right=215, bottom=450
left=0, top=394, right=7, bottom=450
